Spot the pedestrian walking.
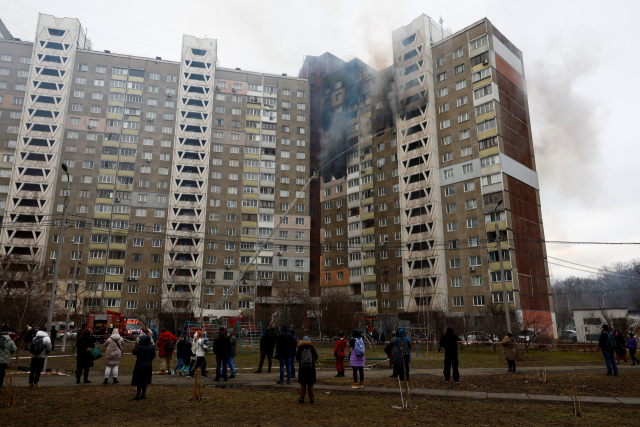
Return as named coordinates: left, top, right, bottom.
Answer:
left=394, top=328, right=412, bottom=381
left=502, top=332, right=517, bottom=373
left=188, top=330, right=209, bottom=379
left=627, top=333, right=639, bottom=366
left=349, top=328, right=366, bottom=389
left=28, top=327, right=52, bottom=388
left=76, top=329, right=95, bottom=384
left=439, top=326, right=461, bottom=383
left=614, top=330, right=627, bottom=364
left=50, top=325, right=56, bottom=351
left=135, top=328, right=155, bottom=346
left=599, top=325, right=618, bottom=376
left=227, top=328, right=237, bottom=378
left=256, top=327, right=276, bottom=373
left=151, top=325, right=159, bottom=343
left=103, top=328, right=124, bottom=384
left=333, top=332, right=347, bottom=378
left=173, top=335, right=188, bottom=376
left=275, top=324, right=294, bottom=385
left=131, top=334, right=155, bottom=400
left=289, top=327, right=298, bottom=379
left=296, top=336, right=318, bottom=404
left=0, top=324, right=18, bottom=387
left=157, top=328, right=178, bottom=375
left=384, top=332, right=397, bottom=378
left=213, top=329, right=231, bottom=381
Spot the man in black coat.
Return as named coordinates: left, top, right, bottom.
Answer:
left=256, top=327, right=276, bottom=373
left=598, top=324, right=618, bottom=376
left=275, top=324, right=293, bottom=384
left=439, top=326, right=461, bottom=383
left=212, top=329, right=231, bottom=381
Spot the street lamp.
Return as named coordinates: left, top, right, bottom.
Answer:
left=493, top=199, right=512, bottom=333
left=45, top=163, right=70, bottom=332
left=61, top=237, right=81, bottom=352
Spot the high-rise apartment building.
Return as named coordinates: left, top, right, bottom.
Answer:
left=0, top=13, right=555, bottom=335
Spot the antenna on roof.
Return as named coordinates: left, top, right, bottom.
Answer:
left=439, top=16, right=444, bottom=40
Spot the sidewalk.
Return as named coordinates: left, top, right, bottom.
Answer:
left=6, top=364, right=639, bottom=405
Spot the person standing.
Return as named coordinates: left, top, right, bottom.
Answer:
left=296, top=336, right=318, bottom=404
left=384, top=332, right=397, bottom=378
left=395, top=328, right=412, bottom=381
left=439, top=326, right=461, bottom=383
left=0, top=324, right=18, bottom=387
left=502, top=332, right=517, bottom=373
left=157, top=328, right=178, bottom=375
left=50, top=325, right=56, bottom=351
left=151, top=325, right=159, bottom=343
left=103, top=328, right=124, bottom=384
left=22, top=324, right=34, bottom=350
left=135, top=328, right=155, bottom=346
left=275, top=324, right=293, bottom=385
left=349, top=329, right=366, bottom=389
left=75, top=329, right=95, bottom=384
left=333, top=332, right=347, bottom=378
left=174, top=335, right=187, bottom=376
left=28, top=327, right=52, bottom=388
left=614, top=330, right=627, bottom=365
left=599, top=325, right=618, bottom=376
left=627, top=333, right=639, bottom=366
left=188, top=330, right=209, bottom=379
left=289, top=327, right=298, bottom=379
left=131, top=334, right=155, bottom=400
left=227, top=328, right=237, bottom=379
left=213, top=329, right=231, bottom=381
left=256, top=327, right=276, bottom=373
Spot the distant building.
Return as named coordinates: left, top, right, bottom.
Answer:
left=573, top=308, right=639, bottom=342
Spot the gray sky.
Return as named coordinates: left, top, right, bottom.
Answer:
left=3, top=0, right=639, bottom=279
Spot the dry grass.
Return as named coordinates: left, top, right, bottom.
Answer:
left=0, top=385, right=633, bottom=426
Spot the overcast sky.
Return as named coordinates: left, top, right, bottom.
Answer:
left=2, top=0, right=639, bottom=280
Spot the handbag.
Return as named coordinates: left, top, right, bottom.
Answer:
left=90, top=346, right=103, bottom=361
left=115, top=339, right=123, bottom=356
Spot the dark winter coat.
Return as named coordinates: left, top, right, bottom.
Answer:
left=275, top=325, right=294, bottom=360
left=395, top=328, right=412, bottom=364
left=157, top=331, right=177, bottom=357
left=614, top=331, right=626, bottom=356
left=131, top=335, right=155, bottom=386
left=228, top=329, right=237, bottom=357
left=212, top=332, right=231, bottom=360
left=439, top=332, right=461, bottom=359
left=76, top=335, right=95, bottom=369
left=384, top=341, right=397, bottom=364
left=260, top=330, right=276, bottom=352
left=289, top=328, right=298, bottom=358
left=599, top=330, right=613, bottom=351
left=295, top=341, right=318, bottom=385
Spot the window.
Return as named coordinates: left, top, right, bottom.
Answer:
left=451, top=277, right=462, bottom=288
left=481, top=173, right=502, bottom=186
left=464, top=182, right=475, bottom=192
left=438, top=103, right=449, bottom=114
left=442, top=152, right=452, bottom=162
left=461, top=147, right=473, bottom=157
left=474, top=84, right=493, bottom=100
left=460, top=129, right=470, bottom=140
left=444, top=169, right=453, bottom=179
left=437, top=88, right=448, bottom=98
left=469, top=255, right=481, bottom=267
left=466, top=199, right=477, bottom=210
left=441, top=135, right=451, bottom=146
left=481, top=154, right=500, bottom=167
left=462, top=164, right=473, bottom=174
left=470, top=35, right=488, bottom=51
left=439, top=119, right=450, bottom=130
left=452, top=296, right=464, bottom=307
left=473, top=296, right=485, bottom=307
left=455, top=80, right=466, bottom=91
left=437, top=72, right=446, bottom=82
left=458, top=112, right=469, bottom=123
left=485, top=210, right=506, bottom=223
left=445, top=186, right=455, bottom=196
left=471, top=276, right=483, bottom=286
left=447, top=221, right=458, bottom=232
left=446, top=203, right=457, bottom=214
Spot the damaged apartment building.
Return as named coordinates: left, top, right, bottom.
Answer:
left=0, top=13, right=555, bottom=335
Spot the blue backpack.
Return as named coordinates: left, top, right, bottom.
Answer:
left=354, top=338, right=365, bottom=357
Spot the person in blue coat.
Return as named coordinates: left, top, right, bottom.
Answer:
left=131, top=334, right=155, bottom=400
left=151, top=325, right=159, bottom=343
left=394, top=328, right=412, bottom=381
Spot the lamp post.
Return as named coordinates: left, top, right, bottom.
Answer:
left=493, top=199, right=511, bottom=333
left=45, top=163, right=70, bottom=332
left=61, top=237, right=81, bottom=352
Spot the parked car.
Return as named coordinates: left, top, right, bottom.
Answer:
left=464, top=331, right=499, bottom=345
left=518, top=330, right=536, bottom=343
left=559, top=330, right=577, bottom=342
left=58, top=329, right=80, bottom=340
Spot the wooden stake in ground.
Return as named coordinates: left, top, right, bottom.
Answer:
left=4, top=374, right=13, bottom=408
left=570, top=379, right=582, bottom=417
left=191, top=370, right=198, bottom=401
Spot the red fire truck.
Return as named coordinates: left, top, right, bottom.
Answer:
left=87, top=311, right=125, bottom=343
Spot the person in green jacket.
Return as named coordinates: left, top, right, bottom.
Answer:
left=0, top=324, right=18, bottom=387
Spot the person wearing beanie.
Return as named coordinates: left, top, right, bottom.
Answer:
left=438, top=326, right=461, bottom=383
left=333, top=332, right=347, bottom=378
left=227, top=328, right=237, bottom=378
left=502, top=332, right=517, bottom=373
left=0, top=324, right=18, bottom=388
left=349, top=329, right=366, bottom=388
left=627, top=332, right=639, bottom=365
left=394, top=328, right=412, bottom=381
left=296, top=335, right=318, bottom=404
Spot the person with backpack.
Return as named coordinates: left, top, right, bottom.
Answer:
left=599, top=325, right=619, bottom=376
left=628, top=332, right=639, bottom=366
left=384, top=332, right=397, bottom=378
left=256, top=327, right=276, bottom=373
left=188, top=330, right=209, bottom=379
left=333, top=332, right=347, bottom=378
left=614, top=330, right=627, bottom=365
left=296, top=335, right=318, bottom=404
left=76, top=329, right=95, bottom=384
left=502, top=332, right=517, bottom=373
left=275, top=324, right=294, bottom=385
left=103, top=328, right=124, bottom=384
left=349, top=329, right=366, bottom=389
left=395, top=328, right=412, bottom=381
left=28, top=327, right=52, bottom=388
left=227, top=328, right=237, bottom=378
left=1, top=324, right=18, bottom=388
left=439, top=326, right=461, bottom=383
left=131, top=334, right=155, bottom=400
left=157, top=328, right=177, bottom=375
left=213, top=329, right=231, bottom=381
left=289, top=327, right=298, bottom=379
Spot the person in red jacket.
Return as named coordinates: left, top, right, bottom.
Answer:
left=333, top=332, right=347, bottom=378
left=157, top=328, right=178, bottom=375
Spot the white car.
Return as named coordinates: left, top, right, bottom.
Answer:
left=464, top=331, right=499, bottom=345
left=57, top=329, right=80, bottom=340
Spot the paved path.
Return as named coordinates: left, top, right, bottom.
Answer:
left=6, top=364, right=639, bottom=406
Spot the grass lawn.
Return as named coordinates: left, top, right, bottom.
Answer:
left=1, top=385, right=633, bottom=426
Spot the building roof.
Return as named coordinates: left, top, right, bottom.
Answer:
left=0, top=19, right=13, bottom=40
